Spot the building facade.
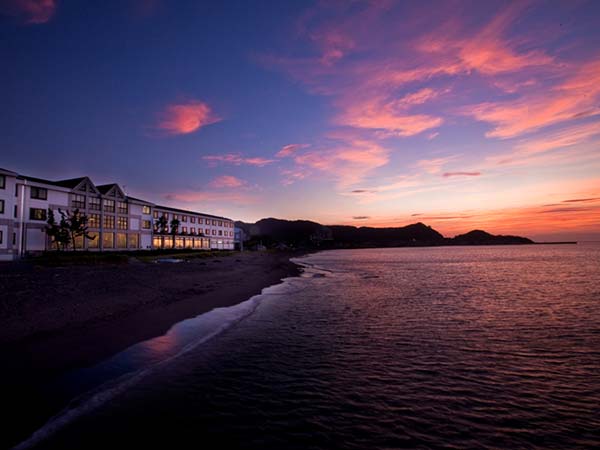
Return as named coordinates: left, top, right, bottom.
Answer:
left=0, top=168, right=235, bottom=260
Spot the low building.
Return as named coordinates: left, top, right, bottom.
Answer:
left=0, top=167, right=235, bottom=260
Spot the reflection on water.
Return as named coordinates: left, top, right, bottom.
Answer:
left=23, top=244, right=600, bottom=449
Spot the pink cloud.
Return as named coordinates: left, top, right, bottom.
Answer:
left=276, top=144, right=310, bottom=158
left=208, top=175, right=246, bottom=189
left=1, top=0, right=56, bottom=24
left=202, top=153, right=274, bottom=167
left=442, top=171, right=482, bottom=178
left=463, top=60, right=600, bottom=138
left=164, top=190, right=258, bottom=205
left=156, top=100, right=220, bottom=135
left=282, top=136, right=389, bottom=189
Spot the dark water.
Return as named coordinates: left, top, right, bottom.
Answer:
left=16, top=244, right=600, bottom=449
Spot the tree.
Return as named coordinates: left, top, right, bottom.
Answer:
left=59, top=208, right=96, bottom=251
left=45, top=208, right=70, bottom=251
left=155, top=215, right=169, bottom=249
left=170, top=218, right=180, bottom=248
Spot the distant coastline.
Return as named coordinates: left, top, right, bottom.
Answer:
left=235, top=218, right=546, bottom=250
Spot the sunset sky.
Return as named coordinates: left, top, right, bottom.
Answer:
left=2, top=0, right=600, bottom=240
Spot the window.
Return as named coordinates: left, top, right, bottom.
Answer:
left=0, top=199, right=4, bottom=214
left=212, top=230, right=216, bottom=235
left=190, top=227, right=195, bottom=234
left=128, top=234, right=139, bottom=248
left=103, top=215, right=115, bottom=229
left=13, top=232, right=16, bottom=245
left=30, top=186, right=48, bottom=200
left=14, top=205, right=17, bottom=218
left=153, top=210, right=159, bottom=219
left=212, top=220, right=217, bottom=225
left=218, top=221, right=222, bottom=226
left=180, top=226, right=186, bottom=234
left=89, top=197, right=101, bottom=211
left=0, top=230, right=2, bottom=244
left=15, top=184, right=19, bottom=196
left=118, top=201, right=128, bottom=214
left=191, top=217, right=196, bottom=223
left=89, top=214, right=100, bottom=228
left=143, top=205, right=151, bottom=215
left=198, top=218, right=203, bottom=224
left=29, top=208, right=46, bottom=221
left=142, top=220, right=151, bottom=229
left=173, top=214, right=179, bottom=220
left=218, top=230, right=222, bottom=236
left=72, top=194, right=86, bottom=209
left=206, top=228, right=210, bottom=235
left=117, top=217, right=128, bottom=230
left=0, top=174, right=5, bottom=189
left=103, top=232, right=114, bottom=248
left=182, top=215, right=187, bottom=222
left=162, top=212, right=169, bottom=219
left=88, top=232, right=99, bottom=248
left=116, top=233, right=127, bottom=249
left=104, top=199, right=115, bottom=213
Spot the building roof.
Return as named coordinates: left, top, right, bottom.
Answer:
left=96, top=183, right=119, bottom=194
left=54, top=177, right=87, bottom=189
left=155, top=204, right=232, bottom=221
left=0, top=167, right=19, bottom=176
left=126, top=195, right=154, bottom=205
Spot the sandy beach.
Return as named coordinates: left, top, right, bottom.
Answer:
left=0, top=251, right=302, bottom=375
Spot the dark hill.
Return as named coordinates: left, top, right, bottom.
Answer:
left=451, top=230, right=533, bottom=245
left=235, top=218, right=534, bottom=249
left=328, top=222, right=444, bottom=247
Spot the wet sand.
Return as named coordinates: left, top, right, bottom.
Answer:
left=0, top=251, right=302, bottom=375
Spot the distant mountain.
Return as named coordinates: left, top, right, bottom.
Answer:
left=235, top=218, right=534, bottom=249
left=328, top=222, right=445, bottom=247
left=450, top=229, right=533, bottom=245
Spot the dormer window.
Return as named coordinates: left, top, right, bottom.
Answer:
left=72, top=194, right=85, bottom=209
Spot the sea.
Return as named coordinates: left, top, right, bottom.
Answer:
left=10, top=244, right=600, bottom=449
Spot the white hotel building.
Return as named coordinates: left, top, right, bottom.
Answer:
left=0, top=167, right=235, bottom=260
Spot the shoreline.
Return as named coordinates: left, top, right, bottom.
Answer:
left=0, top=251, right=306, bottom=377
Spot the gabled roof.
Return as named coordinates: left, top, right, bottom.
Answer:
left=54, top=177, right=88, bottom=189
left=96, top=183, right=125, bottom=198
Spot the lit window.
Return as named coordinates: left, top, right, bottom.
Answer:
left=72, top=194, right=86, bottom=209
left=191, top=217, right=196, bottom=223
left=30, top=187, right=48, bottom=200
left=89, top=197, right=101, bottom=211
left=153, top=210, right=159, bottom=219
left=117, top=217, right=128, bottom=230
left=128, top=234, right=139, bottom=248
left=142, top=220, right=151, bottom=229
left=206, top=228, right=210, bottom=235
left=190, top=227, right=195, bottom=234
left=182, top=215, right=187, bottom=222
left=182, top=226, right=187, bottom=234
left=218, top=221, right=222, bottom=226
left=173, top=214, right=179, bottom=220
left=198, top=218, right=203, bottom=224
left=212, top=230, right=216, bottom=235
left=104, top=199, right=115, bottom=213
left=118, top=201, right=128, bottom=214
left=88, top=232, right=99, bottom=249
left=143, top=205, right=151, bottom=215
left=89, top=214, right=101, bottom=228
left=103, top=232, right=114, bottom=248
left=29, top=208, right=46, bottom=221
left=116, top=233, right=127, bottom=248
left=103, top=216, right=115, bottom=229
